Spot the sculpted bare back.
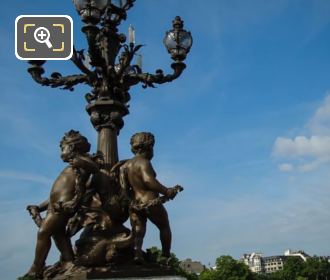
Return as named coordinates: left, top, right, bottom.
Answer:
left=126, top=155, right=166, bottom=203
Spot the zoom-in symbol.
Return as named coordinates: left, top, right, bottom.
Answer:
left=34, top=27, right=53, bottom=49
left=16, top=15, right=73, bottom=60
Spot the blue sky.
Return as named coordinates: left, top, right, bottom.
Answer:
left=1, top=0, right=330, bottom=278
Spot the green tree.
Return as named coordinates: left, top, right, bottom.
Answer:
left=146, top=246, right=180, bottom=267
left=279, top=257, right=305, bottom=280
left=146, top=247, right=198, bottom=280
left=200, top=255, right=255, bottom=280
left=216, top=255, right=255, bottom=280
left=302, top=257, right=330, bottom=280
left=253, top=271, right=283, bottom=280
left=253, top=273, right=273, bottom=280
left=200, top=268, right=219, bottom=280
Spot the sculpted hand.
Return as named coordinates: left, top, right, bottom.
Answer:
left=166, top=185, right=183, bottom=200
left=69, top=157, right=80, bottom=167
left=62, top=200, right=78, bottom=213
left=166, top=187, right=178, bottom=200
left=27, top=205, right=40, bottom=214
left=27, top=205, right=43, bottom=227
left=92, top=152, right=104, bottom=167
left=54, top=200, right=78, bottom=214
left=53, top=201, right=63, bottom=212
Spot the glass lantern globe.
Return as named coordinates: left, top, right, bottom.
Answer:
left=72, top=0, right=108, bottom=24
left=163, top=16, right=193, bottom=62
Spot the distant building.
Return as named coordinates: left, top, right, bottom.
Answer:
left=317, top=256, right=330, bottom=263
left=180, top=258, right=205, bottom=275
left=242, top=249, right=310, bottom=274
left=284, top=249, right=310, bottom=262
left=242, top=253, right=263, bottom=273
left=262, top=255, right=286, bottom=273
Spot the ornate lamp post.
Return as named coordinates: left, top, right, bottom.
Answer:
left=24, top=1, right=192, bottom=277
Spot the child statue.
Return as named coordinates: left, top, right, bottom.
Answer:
left=24, top=130, right=99, bottom=278
left=120, top=132, right=183, bottom=263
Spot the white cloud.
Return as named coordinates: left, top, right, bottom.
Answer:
left=273, top=93, right=330, bottom=172
left=308, top=94, right=330, bottom=135
left=278, top=163, right=293, bottom=172
left=273, top=136, right=330, bottom=158
left=298, top=157, right=330, bottom=173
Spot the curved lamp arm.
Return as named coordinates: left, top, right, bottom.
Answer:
left=126, top=61, right=186, bottom=88
left=28, top=63, right=89, bottom=91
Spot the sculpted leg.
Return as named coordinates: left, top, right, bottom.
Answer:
left=27, top=212, right=66, bottom=275
left=130, top=210, right=147, bottom=262
left=148, top=205, right=171, bottom=258
left=53, top=230, right=74, bottom=262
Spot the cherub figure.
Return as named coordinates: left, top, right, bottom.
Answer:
left=120, top=132, right=183, bottom=263
left=24, top=130, right=99, bottom=278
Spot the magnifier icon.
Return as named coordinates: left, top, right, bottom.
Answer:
left=34, top=27, right=53, bottom=49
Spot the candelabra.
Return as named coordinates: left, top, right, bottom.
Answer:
left=28, top=0, right=192, bottom=171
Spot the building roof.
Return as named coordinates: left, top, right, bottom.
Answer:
left=180, top=258, right=205, bottom=274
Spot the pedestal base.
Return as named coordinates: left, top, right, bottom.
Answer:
left=87, top=264, right=179, bottom=279
left=43, top=263, right=183, bottom=280
left=92, top=277, right=186, bottom=280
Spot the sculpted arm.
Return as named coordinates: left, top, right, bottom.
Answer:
left=26, top=199, right=49, bottom=227
left=140, top=160, right=168, bottom=195
left=37, top=199, right=50, bottom=212
left=70, top=155, right=100, bottom=174
left=57, top=156, right=99, bottom=213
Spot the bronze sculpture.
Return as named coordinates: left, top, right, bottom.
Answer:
left=25, top=130, right=99, bottom=278
left=21, top=1, right=192, bottom=279
left=120, top=132, right=183, bottom=264
left=23, top=131, right=183, bottom=279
